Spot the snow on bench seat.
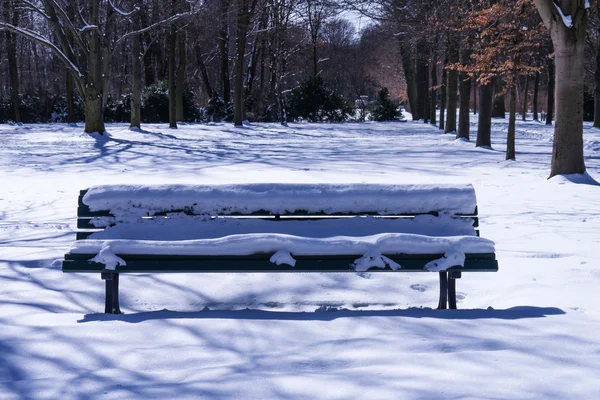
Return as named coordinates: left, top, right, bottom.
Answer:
left=70, top=233, right=495, bottom=257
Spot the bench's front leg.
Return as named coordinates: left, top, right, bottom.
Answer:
left=101, top=272, right=122, bottom=314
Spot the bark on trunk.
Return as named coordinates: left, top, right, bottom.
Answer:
left=477, top=82, right=493, bottom=148
left=594, top=45, right=600, bottom=128
left=507, top=80, right=516, bottom=160
left=549, top=33, right=585, bottom=174
left=521, top=74, right=529, bottom=121
left=492, top=77, right=506, bottom=118
left=130, top=33, right=142, bottom=129
left=533, top=71, right=540, bottom=121
left=399, top=37, right=420, bottom=120
left=84, top=0, right=106, bottom=134
left=6, top=1, right=20, bottom=123
left=196, top=47, right=214, bottom=99
left=176, top=30, right=186, bottom=121
left=473, top=79, right=477, bottom=115
left=233, top=0, right=250, bottom=126
left=439, top=61, right=447, bottom=130
left=445, top=40, right=459, bottom=134
left=546, top=57, right=555, bottom=125
left=416, top=38, right=429, bottom=122
left=84, top=94, right=106, bottom=134
left=66, top=69, right=74, bottom=123
left=430, top=57, right=437, bottom=126
left=457, top=46, right=471, bottom=140
left=220, top=0, right=231, bottom=103
left=168, top=22, right=177, bottom=129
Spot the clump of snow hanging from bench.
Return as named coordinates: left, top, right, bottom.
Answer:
left=71, top=233, right=494, bottom=256
left=88, top=245, right=126, bottom=270
left=82, top=183, right=478, bottom=218
left=351, top=249, right=402, bottom=272
left=270, top=250, right=296, bottom=267
left=424, top=249, right=466, bottom=272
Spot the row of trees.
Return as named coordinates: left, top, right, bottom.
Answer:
left=0, top=0, right=596, bottom=177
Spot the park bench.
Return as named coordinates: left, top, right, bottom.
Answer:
left=62, top=183, right=498, bottom=314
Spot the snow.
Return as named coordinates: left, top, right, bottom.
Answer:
left=89, top=244, right=126, bottom=270
left=270, top=249, right=296, bottom=267
left=82, top=182, right=478, bottom=216
left=553, top=2, right=573, bottom=28
left=1, top=119, right=600, bottom=399
left=424, top=249, right=466, bottom=272
left=71, top=233, right=494, bottom=257
left=351, top=249, right=402, bottom=272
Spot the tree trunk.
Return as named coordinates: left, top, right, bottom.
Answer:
left=521, top=74, right=529, bottom=121
left=399, top=37, right=420, bottom=120
left=416, top=38, right=429, bottom=122
left=430, top=57, right=437, bottom=125
left=457, top=47, right=471, bottom=140
left=6, top=0, right=20, bottom=123
left=84, top=0, right=106, bottom=134
left=473, top=79, right=477, bottom=115
left=176, top=30, right=186, bottom=121
left=535, top=0, right=586, bottom=176
left=439, top=60, right=447, bottom=130
left=233, top=0, right=250, bottom=126
left=507, top=79, right=516, bottom=160
left=168, top=22, right=177, bottom=129
left=533, top=71, right=540, bottom=121
left=220, top=0, right=231, bottom=103
left=492, top=77, right=506, bottom=118
left=594, top=43, right=600, bottom=128
left=84, top=93, right=106, bottom=134
left=66, top=69, right=74, bottom=123
left=445, top=40, right=458, bottom=134
left=546, top=56, right=555, bottom=125
left=130, top=32, right=142, bottom=129
left=477, top=82, right=493, bottom=148
left=196, top=46, right=214, bottom=99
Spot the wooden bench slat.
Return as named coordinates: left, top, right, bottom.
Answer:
left=63, top=256, right=498, bottom=273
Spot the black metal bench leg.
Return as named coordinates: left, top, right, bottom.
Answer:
left=437, top=272, right=448, bottom=310
left=448, top=276, right=457, bottom=309
left=101, top=273, right=122, bottom=314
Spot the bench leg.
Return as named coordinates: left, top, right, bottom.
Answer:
left=437, top=272, right=448, bottom=310
left=448, top=271, right=461, bottom=310
left=101, top=273, right=122, bottom=314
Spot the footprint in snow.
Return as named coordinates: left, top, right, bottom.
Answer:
left=410, top=284, right=429, bottom=292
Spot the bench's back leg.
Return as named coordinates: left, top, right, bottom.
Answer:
left=101, top=273, right=122, bottom=314
left=437, top=272, right=448, bottom=310
left=448, top=271, right=461, bottom=310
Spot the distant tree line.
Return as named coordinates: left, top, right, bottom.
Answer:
left=0, top=0, right=597, bottom=176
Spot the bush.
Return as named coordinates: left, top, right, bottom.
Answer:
left=140, top=81, right=200, bottom=123
left=205, top=96, right=233, bottom=122
left=286, top=76, right=352, bottom=122
left=105, top=94, right=131, bottom=123
left=370, top=88, right=403, bottom=121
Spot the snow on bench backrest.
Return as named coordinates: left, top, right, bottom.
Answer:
left=81, top=183, right=478, bottom=219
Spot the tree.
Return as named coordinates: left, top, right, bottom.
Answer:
left=534, top=0, right=589, bottom=176
left=0, top=0, right=197, bottom=134
left=371, top=87, right=402, bottom=121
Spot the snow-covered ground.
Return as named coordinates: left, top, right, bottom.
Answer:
left=1, top=119, right=599, bottom=399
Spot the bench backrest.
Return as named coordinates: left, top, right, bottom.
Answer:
left=76, top=184, right=480, bottom=239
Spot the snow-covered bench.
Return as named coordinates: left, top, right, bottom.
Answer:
left=61, top=184, right=498, bottom=313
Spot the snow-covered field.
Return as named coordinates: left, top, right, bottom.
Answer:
left=1, top=119, right=599, bottom=399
